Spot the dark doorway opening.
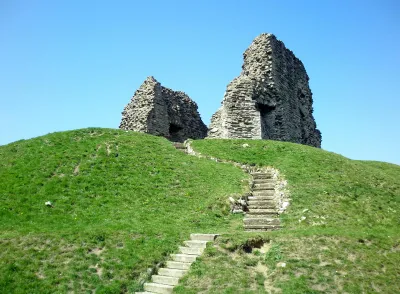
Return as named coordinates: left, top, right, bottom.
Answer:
left=169, top=123, right=183, bottom=142
left=257, top=103, right=276, bottom=139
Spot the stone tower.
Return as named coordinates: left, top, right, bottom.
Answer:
left=119, top=76, right=208, bottom=142
left=208, top=33, right=322, bottom=147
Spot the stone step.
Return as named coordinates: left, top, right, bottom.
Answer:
left=248, top=196, right=275, bottom=201
left=152, top=275, right=180, bottom=286
left=144, top=282, right=174, bottom=294
left=173, top=143, right=186, bottom=152
left=171, top=254, right=197, bottom=263
left=251, top=173, right=272, bottom=179
left=158, top=268, right=187, bottom=278
left=252, top=177, right=272, bottom=182
left=138, top=233, right=219, bottom=294
left=253, top=179, right=275, bottom=184
left=246, top=214, right=278, bottom=218
left=179, top=246, right=203, bottom=255
left=183, top=240, right=208, bottom=248
left=248, top=204, right=276, bottom=209
left=253, top=185, right=275, bottom=190
left=244, top=218, right=280, bottom=225
left=253, top=185, right=275, bottom=191
left=246, top=210, right=278, bottom=216
left=244, top=224, right=281, bottom=231
left=190, top=233, right=219, bottom=241
left=248, top=200, right=275, bottom=206
left=166, top=261, right=191, bottom=270
left=248, top=208, right=278, bottom=214
left=252, top=190, right=275, bottom=196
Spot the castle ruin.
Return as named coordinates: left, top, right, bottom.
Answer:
left=119, top=76, right=207, bottom=142
left=119, top=33, right=321, bottom=147
left=208, top=33, right=322, bottom=147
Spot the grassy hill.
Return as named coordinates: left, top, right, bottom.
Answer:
left=1, top=128, right=399, bottom=293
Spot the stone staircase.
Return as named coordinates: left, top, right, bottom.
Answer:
left=173, top=142, right=187, bottom=153
left=136, top=234, right=218, bottom=294
left=244, top=172, right=281, bottom=231
left=171, top=142, right=282, bottom=232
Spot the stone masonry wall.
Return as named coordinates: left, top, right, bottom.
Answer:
left=120, top=77, right=207, bottom=142
left=208, top=33, right=322, bottom=147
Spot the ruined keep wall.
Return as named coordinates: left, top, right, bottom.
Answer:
left=208, top=33, right=322, bottom=147
left=120, top=77, right=208, bottom=142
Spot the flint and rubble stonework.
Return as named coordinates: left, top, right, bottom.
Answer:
left=208, top=33, right=322, bottom=147
left=119, top=76, right=207, bottom=142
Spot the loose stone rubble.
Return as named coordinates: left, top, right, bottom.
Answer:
left=119, top=76, right=208, bottom=142
left=208, top=33, right=322, bottom=147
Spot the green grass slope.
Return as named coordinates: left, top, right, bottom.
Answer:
left=0, top=129, right=248, bottom=293
left=1, top=131, right=399, bottom=293
left=176, top=139, right=400, bottom=293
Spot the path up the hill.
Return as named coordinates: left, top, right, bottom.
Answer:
left=173, top=142, right=283, bottom=232
left=244, top=172, right=281, bottom=231
left=136, top=234, right=218, bottom=294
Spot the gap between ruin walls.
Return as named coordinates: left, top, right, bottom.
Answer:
left=183, top=140, right=291, bottom=215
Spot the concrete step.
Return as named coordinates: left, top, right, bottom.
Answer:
left=253, top=185, right=275, bottom=190
left=179, top=246, right=203, bottom=255
left=152, top=275, right=180, bottom=286
left=252, top=184, right=275, bottom=191
left=251, top=173, right=272, bottom=179
left=173, top=143, right=186, bottom=152
left=144, top=282, right=174, bottom=294
left=248, top=208, right=278, bottom=214
left=246, top=214, right=278, bottom=219
left=252, top=190, right=275, bottom=196
left=248, top=196, right=275, bottom=201
left=246, top=211, right=278, bottom=218
left=158, top=268, right=187, bottom=278
left=248, top=204, right=276, bottom=209
left=139, top=233, right=219, bottom=293
left=253, top=179, right=274, bottom=184
left=183, top=240, right=208, bottom=248
left=166, top=261, right=191, bottom=270
left=252, top=181, right=273, bottom=185
left=190, top=233, right=219, bottom=241
left=253, top=179, right=275, bottom=184
left=244, top=224, right=281, bottom=231
left=248, top=200, right=275, bottom=206
left=171, top=254, right=197, bottom=263
left=244, top=218, right=280, bottom=226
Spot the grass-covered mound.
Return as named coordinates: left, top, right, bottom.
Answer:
left=0, top=129, right=248, bottom=293
left=1, top=131, right=399, bottom=293
left=173, top=139, right=400, bottom=293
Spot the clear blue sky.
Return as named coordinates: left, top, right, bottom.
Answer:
left=1, top=0, right=399, bottom=165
